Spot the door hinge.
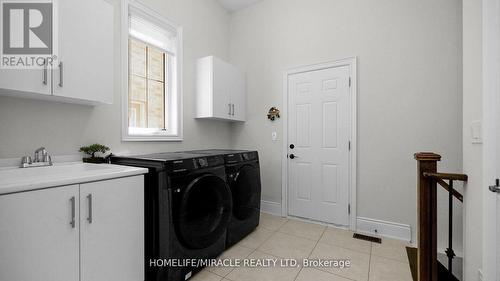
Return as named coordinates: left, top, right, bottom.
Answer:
left=348, top=204, right=351, bottom=214
left=349, top=77, right=351, bottom=87
left=348, top=141, right=351, bottom=151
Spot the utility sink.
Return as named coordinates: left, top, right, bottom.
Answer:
left=0, top=162, right=147, bottom=195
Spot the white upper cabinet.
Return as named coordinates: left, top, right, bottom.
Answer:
left=196, top=56, right=246, bottom=122
left=0, top=0, right=114, bottom=105
left=53, top=0, right=114, bottom=104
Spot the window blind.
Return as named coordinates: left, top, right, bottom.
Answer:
left=129, top=13, right=177, bottom=55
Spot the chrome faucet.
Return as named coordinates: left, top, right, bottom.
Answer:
left=20, top=147, right=53, bottom=168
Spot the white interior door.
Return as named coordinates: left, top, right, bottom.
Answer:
left=80, top=176, right=144, bottom=281
left=287, top=65, right=351, bottom=226
left=0, top=185, right=80, bottom=281
left=483, top=0, right=500, bottom=279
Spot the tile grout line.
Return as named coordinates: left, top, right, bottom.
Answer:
left=224, top=218, right=287, bottom=281
left=291, top=225, right=327, bottom=281
left=367, top=242, right=373, bottom=281
left=211, top=245, right=256, bottom=279
left=293, top=240, right=320, bottom=281
left=304, top=227, right=359, bottom=281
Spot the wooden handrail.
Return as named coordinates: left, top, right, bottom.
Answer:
left=435, top=178, right=463, bottom=203
left=423, top=172, right=468, bottom=182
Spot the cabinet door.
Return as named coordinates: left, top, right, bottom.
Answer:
left=80, top=176, right=144, bottom=281
left=53, top=0, right=114, bottom=104
left=0, top=66, right=52, bottom=96
left=230, top=67, right=246, bottom=121
left=212, top=57, right=232, bottom=119
left=0, top=0, right=53, bottom=97
left=0, top=185, right=80, bottom=281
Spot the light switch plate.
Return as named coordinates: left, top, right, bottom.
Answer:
left=272, top=131, right=278, bottom=141
left=471, top=120, right=482, bottom=144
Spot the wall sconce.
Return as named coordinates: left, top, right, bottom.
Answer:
left=267, top=107, right=280, bottom=121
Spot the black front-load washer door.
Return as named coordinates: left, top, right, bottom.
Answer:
left=232, top=164, right=261, bottom=221
left=177, top=174, right=232, bottom=249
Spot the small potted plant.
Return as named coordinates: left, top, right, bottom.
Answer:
left=79, top=144, right=110, bottom=164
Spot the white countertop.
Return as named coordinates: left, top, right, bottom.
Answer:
left=0, top=162, right=148, bottom=195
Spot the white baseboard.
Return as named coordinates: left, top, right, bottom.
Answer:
left=356, top=217, right=412, bottom=242
left=261, top=200, right=282, bottom=216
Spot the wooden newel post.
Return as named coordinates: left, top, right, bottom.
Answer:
left=414, top=152, right=441, bottom=281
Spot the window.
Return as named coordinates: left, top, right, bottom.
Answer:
left=122, top=1, right=182, bottom=141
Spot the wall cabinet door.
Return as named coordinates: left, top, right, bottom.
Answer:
left=212, top=57, right=233, bottom=119
left=0, top=68, right=52, bottom=97
left=0, top=0, right=113, bottom=105
left=229, top=67, right=246, bottom=121
left=53, top=0, right=114, bottom=104
left=79, top=176, right=144, bottom=281
left=0, top=0, right=53, bottom=97
left=196, top=56, right=246, bottom=121
left=0, top=185, right=80, bottom=281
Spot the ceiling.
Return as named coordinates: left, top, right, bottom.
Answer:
left=217, top=0, right=263, bottom=12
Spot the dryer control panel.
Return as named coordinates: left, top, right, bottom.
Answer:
left=169, top=155, right=225, bottom=172
left=225, top=151, right=258, bottom=164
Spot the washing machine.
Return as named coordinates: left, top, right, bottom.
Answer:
left=188, top=150, right=262, bottom=248
left=111, top=152, right=232, bottom=281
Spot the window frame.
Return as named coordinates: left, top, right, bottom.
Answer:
left=121, top=0, right=183, bottom=142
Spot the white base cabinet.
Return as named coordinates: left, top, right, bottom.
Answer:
left=80, top=177, right=144, bottom=281
left=0, top=176, right=144, bottom=281
left=0, top=185, right=80, bottom=281
left=196, top=56, right=246, bottom=122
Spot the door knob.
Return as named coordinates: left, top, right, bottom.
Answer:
left=489, top=179, right=500, bottom=193
left=290, top=144, right=295, bottom=149
left=289, top=154, right=298, bottom=159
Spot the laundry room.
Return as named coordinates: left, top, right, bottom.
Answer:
left=0, top=0, right=491, bottom=280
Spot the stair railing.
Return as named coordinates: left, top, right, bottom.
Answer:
left=414, top=152, right=467, bottom=281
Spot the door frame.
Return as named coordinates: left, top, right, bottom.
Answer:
left=482, top=0, right=499, bottom=279
left=281, top=57, right=357, bottom=230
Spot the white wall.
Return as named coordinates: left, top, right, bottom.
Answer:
left=0, top=0, right=232, bottom=158
left=229, top=0, right=463, bottom=244
left=463, top=0, right=483, bottom=279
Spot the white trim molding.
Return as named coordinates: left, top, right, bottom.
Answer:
left=356, top=217, right=412, bottom=243
left=281, top=57, right=358, bottom=231
left=261, top=200, right=282, bottom=216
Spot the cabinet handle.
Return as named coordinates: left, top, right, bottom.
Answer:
left=58, top=62, right=63, bottom=87
left=43, top=59, right=47, bottom=85
left=87, top=194, right=92, bottom=224
left=228, top=103, right=231, bottom=115
left=232, top=104, right=235, bottom=116
left=70, top=196, right=75, bottom=228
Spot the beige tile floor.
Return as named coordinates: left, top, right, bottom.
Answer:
left=191, top=213, right=413, bottom=281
